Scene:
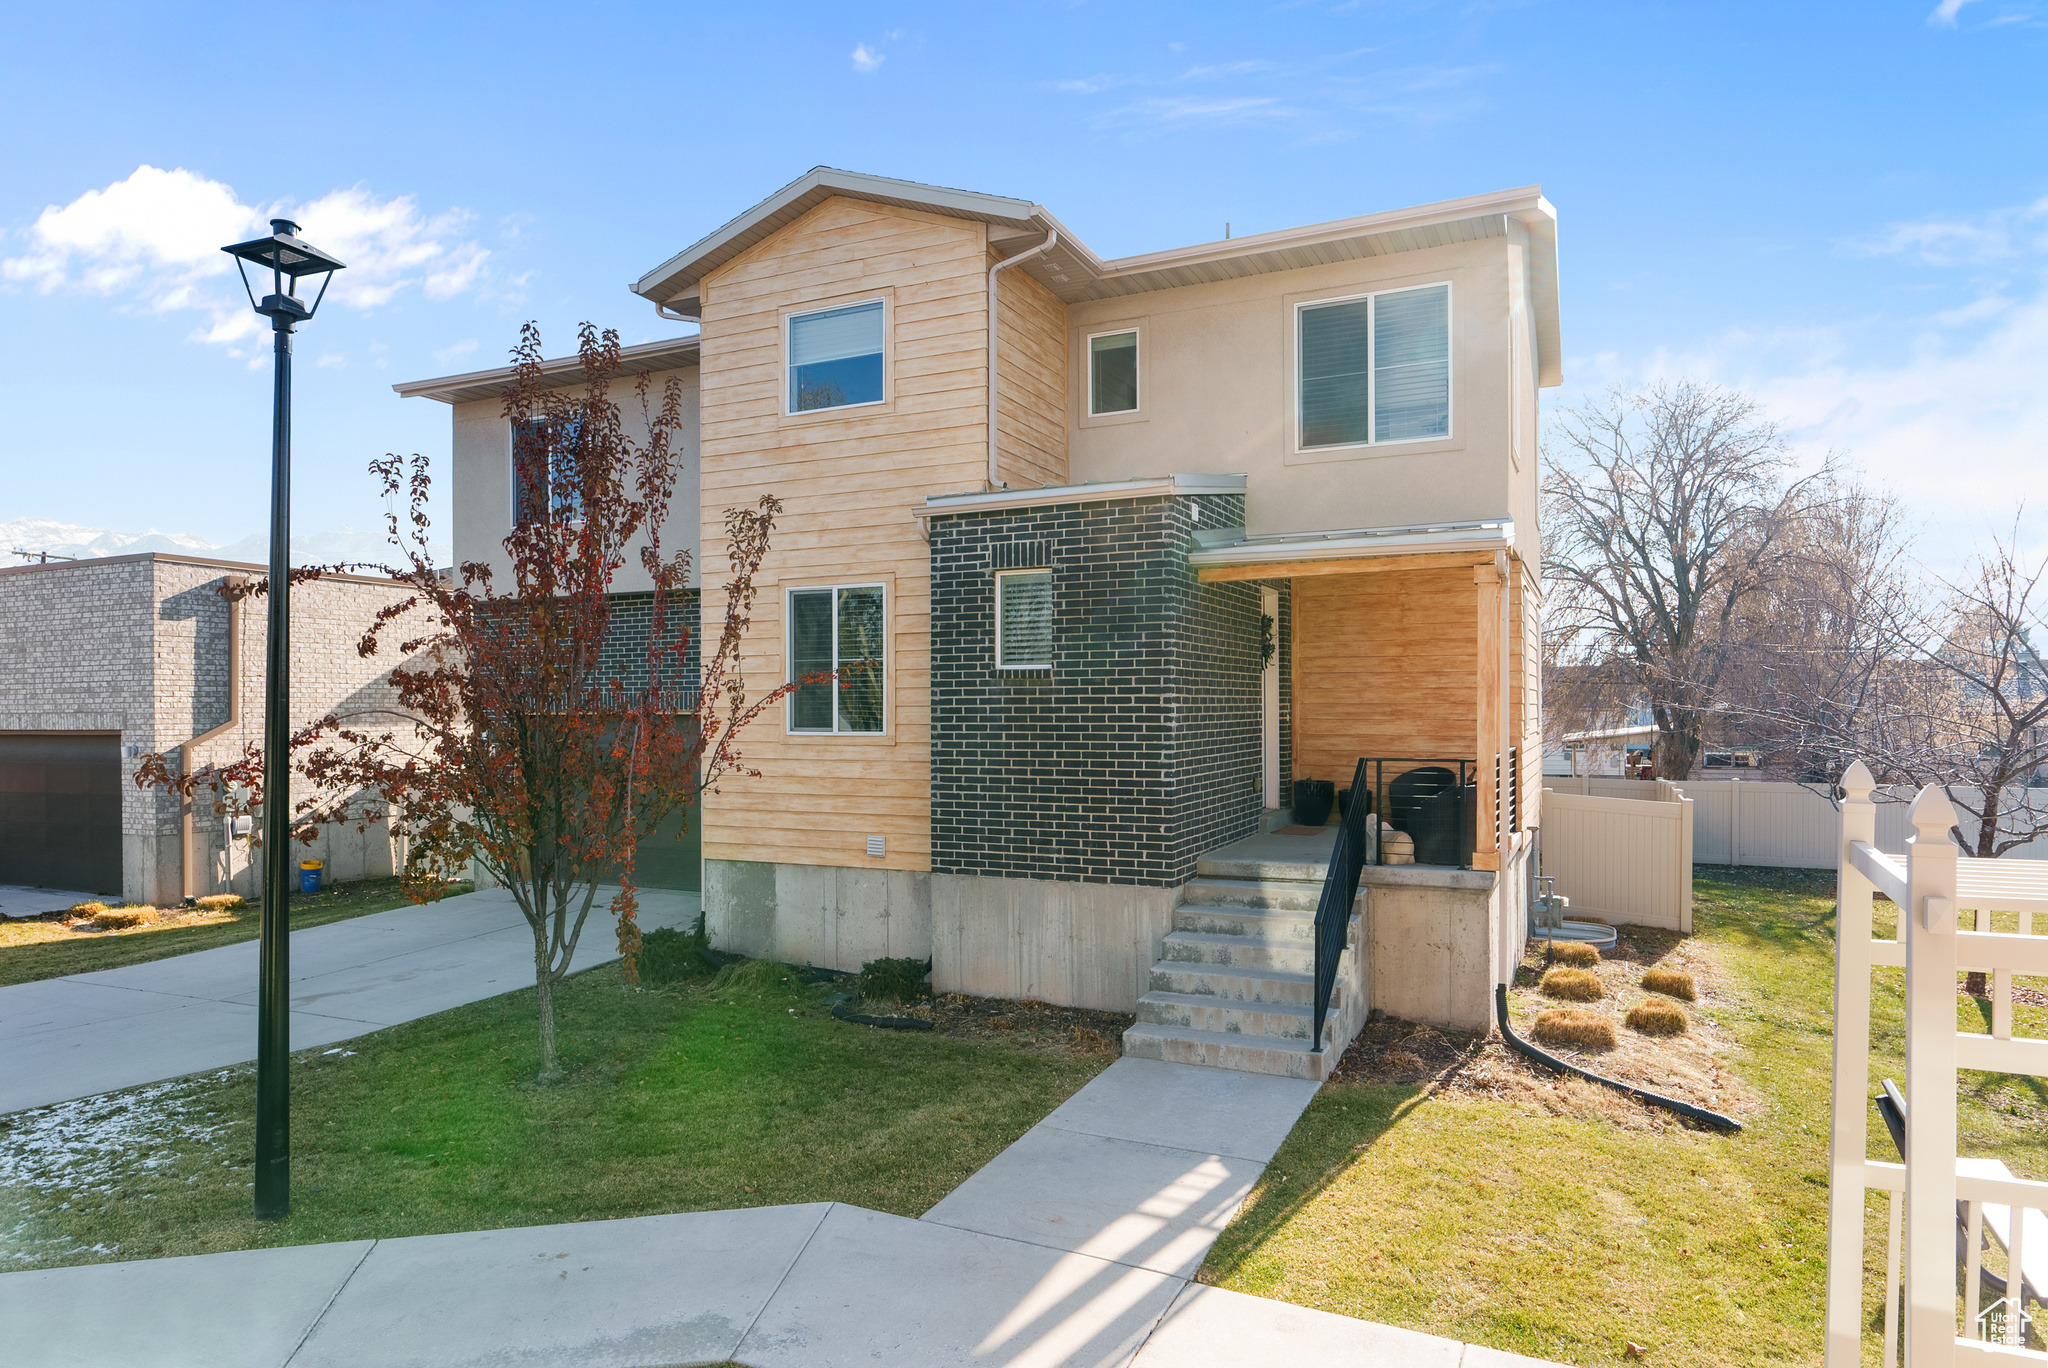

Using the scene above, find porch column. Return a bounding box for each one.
[1473,560,1505,871]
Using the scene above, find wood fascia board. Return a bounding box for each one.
[1196,550,1499,582]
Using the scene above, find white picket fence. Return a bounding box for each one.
[1538,779,1694,931]
[1544,776,2048,869]
[1825,762,2048,1365]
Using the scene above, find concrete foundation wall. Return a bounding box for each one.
[1362,866,1500,1033]
[704,859,933,973]
[703,858,1180,1012]
[931,873,1179,1013]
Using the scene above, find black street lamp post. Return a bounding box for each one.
[220,219,345,1221]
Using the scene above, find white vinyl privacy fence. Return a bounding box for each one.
[1544,776,2048,869]
[1825,762,2048,1365]
[1539,779,1693,931]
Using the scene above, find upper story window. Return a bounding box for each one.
[512,416,582,526]
[1297,282,1451,450]
[788,300,884,413]
[789,584,886,733]
[995,569,1053,670]
[1088,330,1138,415]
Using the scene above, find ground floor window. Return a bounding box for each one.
[788,584,885,733]
[995,568,1052,669]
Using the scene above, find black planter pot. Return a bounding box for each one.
[1293,778,1336,827]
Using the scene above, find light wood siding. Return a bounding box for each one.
[995,255,1068,489]
[1290,568,1479,785]
[697,197,991,872]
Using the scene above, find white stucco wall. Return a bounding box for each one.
[450,364,703,592]
[1063,234,1545,565]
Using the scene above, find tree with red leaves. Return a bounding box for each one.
[144,324,806,1082]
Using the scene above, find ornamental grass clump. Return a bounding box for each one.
[1626,998,1689,1036]
[636,925,712,985]
[1641,966,1697,1001]
[1548,941,1600,968]
[858,956,931,1005]
[68,902,109,917]
[193,894,245,912]
[1539,966,1604,1002]
[1532,1008,1617,1050]
[91,906,159,930]
[711,957,796,998]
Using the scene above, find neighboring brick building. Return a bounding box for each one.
[0,553,419,907]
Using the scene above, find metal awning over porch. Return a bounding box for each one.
[1187,518,1514,582]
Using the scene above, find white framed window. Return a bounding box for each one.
[511,416,584,526]
[786,299,885,414]
[995,569,1053,670]
[1087,329,1139,415]
[787,584,886,733]
[1296,281,1451,451]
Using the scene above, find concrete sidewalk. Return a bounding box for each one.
[0,1058,1565,1366]
[0,885,699,1115]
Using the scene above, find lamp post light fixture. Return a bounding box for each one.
[220,218,345,1221]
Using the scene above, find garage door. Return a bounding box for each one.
[621,805,702,892]
[0,733,123,894]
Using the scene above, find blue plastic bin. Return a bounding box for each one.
[300,860,324,894]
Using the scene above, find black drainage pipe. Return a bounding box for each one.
[824,993,932,1031]
[1494,985,1743,1133]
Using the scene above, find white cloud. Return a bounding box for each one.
[1,165,491,350]
[851,43,884,73]
[1928,0,1980,23]
[1567,201,2048,558]
[1,165,259,307]
[1855,195,2048,266]
[316,352,347,368]
[433,339,479,365]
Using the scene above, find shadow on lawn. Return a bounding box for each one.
[1199,1081,1431,1286]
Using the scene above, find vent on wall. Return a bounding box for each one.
[866,835,886,857]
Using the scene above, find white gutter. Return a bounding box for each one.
[986,230,1058,490]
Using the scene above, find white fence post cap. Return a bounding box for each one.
[1841,760,1875,799]
[1909,785,1958,836]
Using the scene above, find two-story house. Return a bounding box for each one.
[398,168,1560,1077]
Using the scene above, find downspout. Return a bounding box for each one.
[986,229,1058,491]
[179,578,245,901]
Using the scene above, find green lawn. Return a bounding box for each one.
[0,953,1114,1269]
[1201,865,2048,1368]
[0,876,468,987]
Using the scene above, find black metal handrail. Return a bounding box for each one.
[1312,756,1373,1054]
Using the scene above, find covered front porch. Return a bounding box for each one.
[1190,517,1539,876]
[1160,518,1541,1047]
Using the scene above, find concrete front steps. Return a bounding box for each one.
[1122,865,1367,1082]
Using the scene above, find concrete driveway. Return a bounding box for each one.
[0,885,108,919]
[0,885,698,1115]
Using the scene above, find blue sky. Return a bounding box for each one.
[1,0,2042,562]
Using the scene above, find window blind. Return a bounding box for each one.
[1298,298,1373,448]
[789,301,885,411]
[788,301,883,366]
[997,570,1052,668]
[1372,284,1450,442]
[835,586,885,733]
[1089,332,1138,414]
[789,590,834,731]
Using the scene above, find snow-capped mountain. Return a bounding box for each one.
[1,518,449,570]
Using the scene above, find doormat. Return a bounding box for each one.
[1273,825,1331,836]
